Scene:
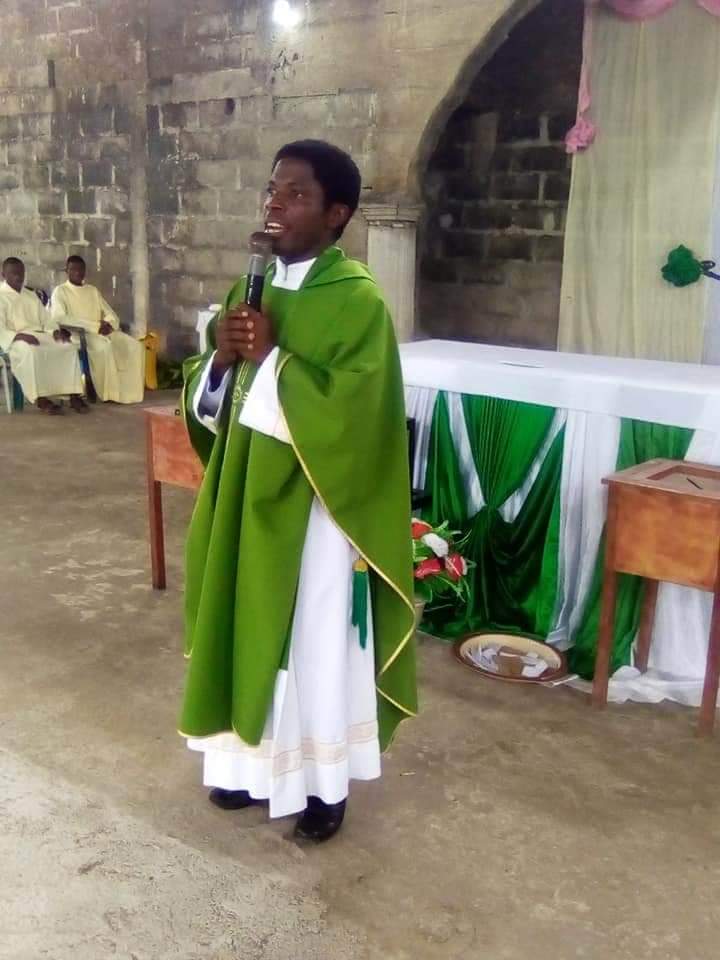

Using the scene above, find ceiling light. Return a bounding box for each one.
[273,0,302,28]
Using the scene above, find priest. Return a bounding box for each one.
[50,256,144,404]
[180,139,417,842]
[0,257,84,414]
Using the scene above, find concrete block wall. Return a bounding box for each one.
[419,0,582,350]
[0,0,549,356]
[0,84,135,318]
[143,22,381,350]
[0,0,143,321]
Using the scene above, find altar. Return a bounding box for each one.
[401,339,720,707]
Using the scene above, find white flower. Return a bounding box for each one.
[422,533,449,558]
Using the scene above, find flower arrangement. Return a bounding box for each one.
[412,518,473,607]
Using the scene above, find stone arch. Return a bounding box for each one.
[360,0,552,342]
[405,0,543,202]
[408,0,582,348]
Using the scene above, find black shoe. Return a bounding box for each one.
[294,797,347,843]
[37,397,64,415]
[208,788,261,810]
[70,395,90,414]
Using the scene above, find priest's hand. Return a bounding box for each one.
[214,312,239,371]
[54,328,72,343]
[14,332,39,346]
[219,305,275,366]
[99,320,114,336]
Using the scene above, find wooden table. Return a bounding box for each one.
[593,459,720,734]
[145,405,203,589]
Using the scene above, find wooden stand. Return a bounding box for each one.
[145,406,203,589]
[593,459,720,735]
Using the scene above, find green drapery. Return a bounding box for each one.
[486,429,564,633]
[424,393,467,528]
[533,481,562,638]
[567,419,693,678]
[423,393,562,637]
[419,393,694,679]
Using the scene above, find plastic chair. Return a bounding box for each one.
[0,350,23,413]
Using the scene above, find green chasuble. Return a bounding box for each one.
[179,246,418,752]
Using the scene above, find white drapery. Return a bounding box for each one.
[558,0,720,362]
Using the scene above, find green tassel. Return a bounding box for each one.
[352,560,369,649]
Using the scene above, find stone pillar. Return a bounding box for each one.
[129,103,150,338]
[129,0,151,338]
[360,202,422,343]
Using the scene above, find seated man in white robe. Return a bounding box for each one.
[50,256,145,405]
[0,257,85,415]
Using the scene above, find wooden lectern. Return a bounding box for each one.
[594,459,720,735]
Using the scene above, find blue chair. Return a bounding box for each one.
[0,350,23,413]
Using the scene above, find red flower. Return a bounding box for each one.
[412,519,433,539]
[444,553,467,582]
[415,557,442,580]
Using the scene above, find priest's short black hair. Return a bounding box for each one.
[273,139,362,235]
[2,256,23,269]
[67,254,86,267]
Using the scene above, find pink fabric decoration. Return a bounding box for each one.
[566,2,598,153]
[566,116,597,153]
[603,0,677,18]
[566,0,720,154]
[604,0,720,15]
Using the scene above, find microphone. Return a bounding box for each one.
[245,232,273,311]
[209,232,273,390]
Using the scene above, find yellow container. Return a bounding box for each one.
[142,332,159,390]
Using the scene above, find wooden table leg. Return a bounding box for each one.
[146,420,167,590]
[635,579,659,673]
[593,569,617,708]
[593,491,619,708]
[698,588,720,736]
[149,479,166,590]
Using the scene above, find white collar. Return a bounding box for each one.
[0,281,24,296]
[271,257,317,292]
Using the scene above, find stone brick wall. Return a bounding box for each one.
[0,0,547,357]
[419,0,583,349]
[0,83,136,323]
[144,1,266,355]
[0,0,145,325]
[142,2,383,353]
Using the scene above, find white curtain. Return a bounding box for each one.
[558,0,720,362]
[705,141,720,361]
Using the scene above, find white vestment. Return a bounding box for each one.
[186,258,381,818]
[0,282,82,403]
[50,281,145,404]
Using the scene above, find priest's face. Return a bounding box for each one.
[263,158,349,263]
[3,260,25,292]
[67,260,86,286]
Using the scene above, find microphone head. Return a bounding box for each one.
[247,231,273,279]
[249,231,274,256]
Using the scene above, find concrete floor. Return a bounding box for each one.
[1,397,720,960]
